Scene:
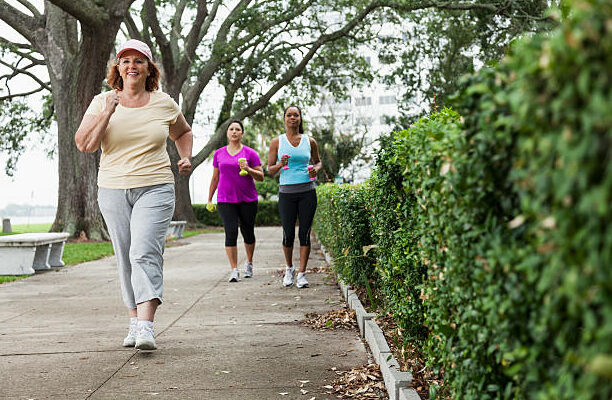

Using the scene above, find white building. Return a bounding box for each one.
[307,44,400,183]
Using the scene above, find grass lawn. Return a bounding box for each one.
[62,241,115,266]
[0,275,31,284]
[0,223,53,236]
[0,227,218,284]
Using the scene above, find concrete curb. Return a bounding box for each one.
[319,242,420,400]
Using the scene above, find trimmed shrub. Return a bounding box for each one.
[367,109,463,344]
[495,1,612,397]
[313,1,612,398]
[314,184,376,287]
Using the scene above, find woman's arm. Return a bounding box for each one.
[309,137,323,178]
[208,167,220,203]
[74,92,118,153]
[267,137,285,176]
[247,165,264,182]
[239,155,265,182]
[169,113,193,176]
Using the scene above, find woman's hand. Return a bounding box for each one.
[280,154,290,167]
[308,165,318,178]
[104,90,120,116]
[75,91,120,153]
[177,157,192,176]
[239,158,249,171]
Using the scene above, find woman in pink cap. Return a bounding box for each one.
[75,39,193,350]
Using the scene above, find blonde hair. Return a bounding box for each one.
[106,58,161,92]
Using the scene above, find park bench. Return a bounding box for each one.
[167,220,186,239]
[0,232,69,276]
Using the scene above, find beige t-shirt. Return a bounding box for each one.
[85,91,181,189]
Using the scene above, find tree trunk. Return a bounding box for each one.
[163,78,197,223]
[167,139,197,223]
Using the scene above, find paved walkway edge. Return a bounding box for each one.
[318,241,422,400]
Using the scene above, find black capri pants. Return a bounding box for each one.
[278,190,317,247]
[217,201,258,247]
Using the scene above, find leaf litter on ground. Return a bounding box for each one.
[303,307,358,330]
[375,314,446,399]
[324,363,388,399]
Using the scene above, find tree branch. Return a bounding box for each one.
[0,59,51,91]
[45,0,109,28]
[193,1,382,168]
[14,0,41,17]
[182,0,253,110]
[424,1,498,11]
[0,85,47,101]
[124,12,143,40]
[170,0,189,39]
[196,0,222,44]
[0,0,42,43]
[143,0,171,65]
[183,1,209,63]
[0,37,44,65]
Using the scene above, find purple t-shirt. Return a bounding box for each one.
[213,145,261,203]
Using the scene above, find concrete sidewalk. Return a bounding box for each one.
[0,226,368,399]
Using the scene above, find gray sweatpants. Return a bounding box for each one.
[98,183,175,309]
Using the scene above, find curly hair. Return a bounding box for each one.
[106,58,161,92]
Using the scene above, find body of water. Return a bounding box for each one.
[2,216,55,225]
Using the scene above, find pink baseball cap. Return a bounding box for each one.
[116,39,153,61]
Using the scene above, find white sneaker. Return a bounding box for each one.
[296,272,309,288]
[283,266,295,287]
[122,324,137,347]
[229,268,240,282]
[135,325,156,350]
[244,262,253,278]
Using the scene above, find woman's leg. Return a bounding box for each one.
[297,190,317,273]
[128,184,175,321]
[237,201,258,264]
[278,193,298,267]
[224,246,238,269]
[217,203,240,269]
[98,187,136,313]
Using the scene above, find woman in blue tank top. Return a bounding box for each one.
[268,105,322,288]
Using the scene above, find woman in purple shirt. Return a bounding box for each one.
[208,120,264,282]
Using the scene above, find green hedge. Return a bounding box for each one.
[313,1,612,398]
[315,184,376,287]
[192,200,281,226]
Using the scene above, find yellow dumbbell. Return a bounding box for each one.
[238,157,248,176]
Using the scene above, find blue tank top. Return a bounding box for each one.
[278,134,311,185]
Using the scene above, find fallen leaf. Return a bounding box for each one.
[508,215,526,229]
